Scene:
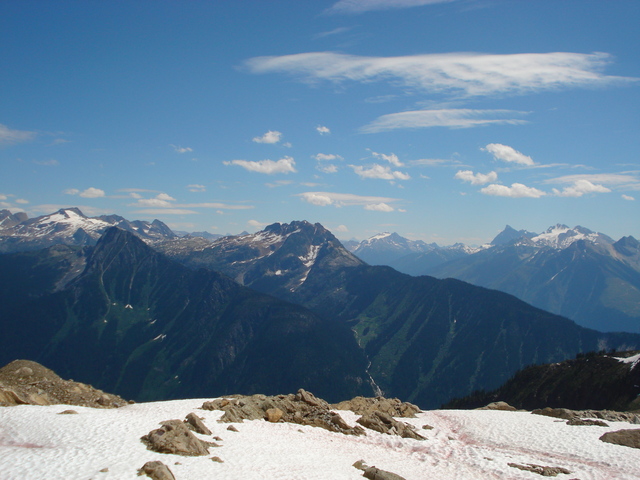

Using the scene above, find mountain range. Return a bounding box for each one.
[0,207,176,253]
[1,208,639,408]
[349,224,640,333]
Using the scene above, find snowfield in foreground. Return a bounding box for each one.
[1,398,639,480]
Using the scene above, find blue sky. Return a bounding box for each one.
[1,0,639,244]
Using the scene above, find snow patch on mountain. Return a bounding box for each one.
[1,399,639,479]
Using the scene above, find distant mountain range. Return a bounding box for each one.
[2,208,639,408]
[0,207,176,253]
[349,225,640,333]
[154,218,639,407]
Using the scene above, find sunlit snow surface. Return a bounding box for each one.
[1,399,639,479]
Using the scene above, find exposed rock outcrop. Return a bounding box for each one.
[600,429,640,449]
[0,360,127,408]
[532,407,640,424]
[141,420,211,456]
[356,411,425,440]
[476,401,517,411]
[184,412,212,435]
[137,461,176,480]
[508,463,571,477]
[333,396,420,418]
[201,389,365,436]
[353,460,407,480]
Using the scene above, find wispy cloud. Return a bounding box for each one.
[480,183,546,198]
[327,0,456,15]
[622,194,635,201]
[170,144,193,154]
[361,109,528,132]
[297,191,400,211]
[455,170,498,185]
[483,143,535,166]
[313,27,352,38]
[542,173,640,188]
[132,208,198,215]
[371,151,403,167]
[0,124,37,145]
[313,153,343,161]
[245,51,635,98]
[63,187,106,198]
[187,184,206,192]
[33,159,60,166]
[316,125,331,135]
[351,164,410,180]
[252,130,283,144]
[224,156,297,174]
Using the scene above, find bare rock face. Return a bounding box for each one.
[137,461,176,480]
[356,411,425,441]
[476,401,517,411]
[201,389,365,436]
[333,396,420,418]
[508,463,571,476]
[0,360,128,408]
[363,466,407,480]
[184,412,212,435]
[141,420,211,456]
[600,429,640,449]
[533,407,640,424]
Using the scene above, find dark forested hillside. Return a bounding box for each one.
[0,227,371,403]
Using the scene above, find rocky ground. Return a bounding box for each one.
[0,359,128,408]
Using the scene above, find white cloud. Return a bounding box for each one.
[335,224,349,232]
[300,192,334,206]
[252,130,282,144]
[361,109,528,133]
[364,203,395,212]
[622,194,635,201]
[0,124,36,145]
[136,198,173,208]
[157,193,176,202]
[245,51,635,98]
[454,170,498,185]
[224,156,297,174]
[482,143,535,166]
[63,188,80,195]
[480,183,546,198]
[552,180,611,197]
[316,125,331,135]
[372,151,403,167]
[313,153,343,161]
[15,199,29,204]
[297,191,400,210]
[317,164,339,174]
[187,184,206,192]
[327,0,455,14]
[351,164,410,180]
[78,188,105,198]
[170,145,193,154]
